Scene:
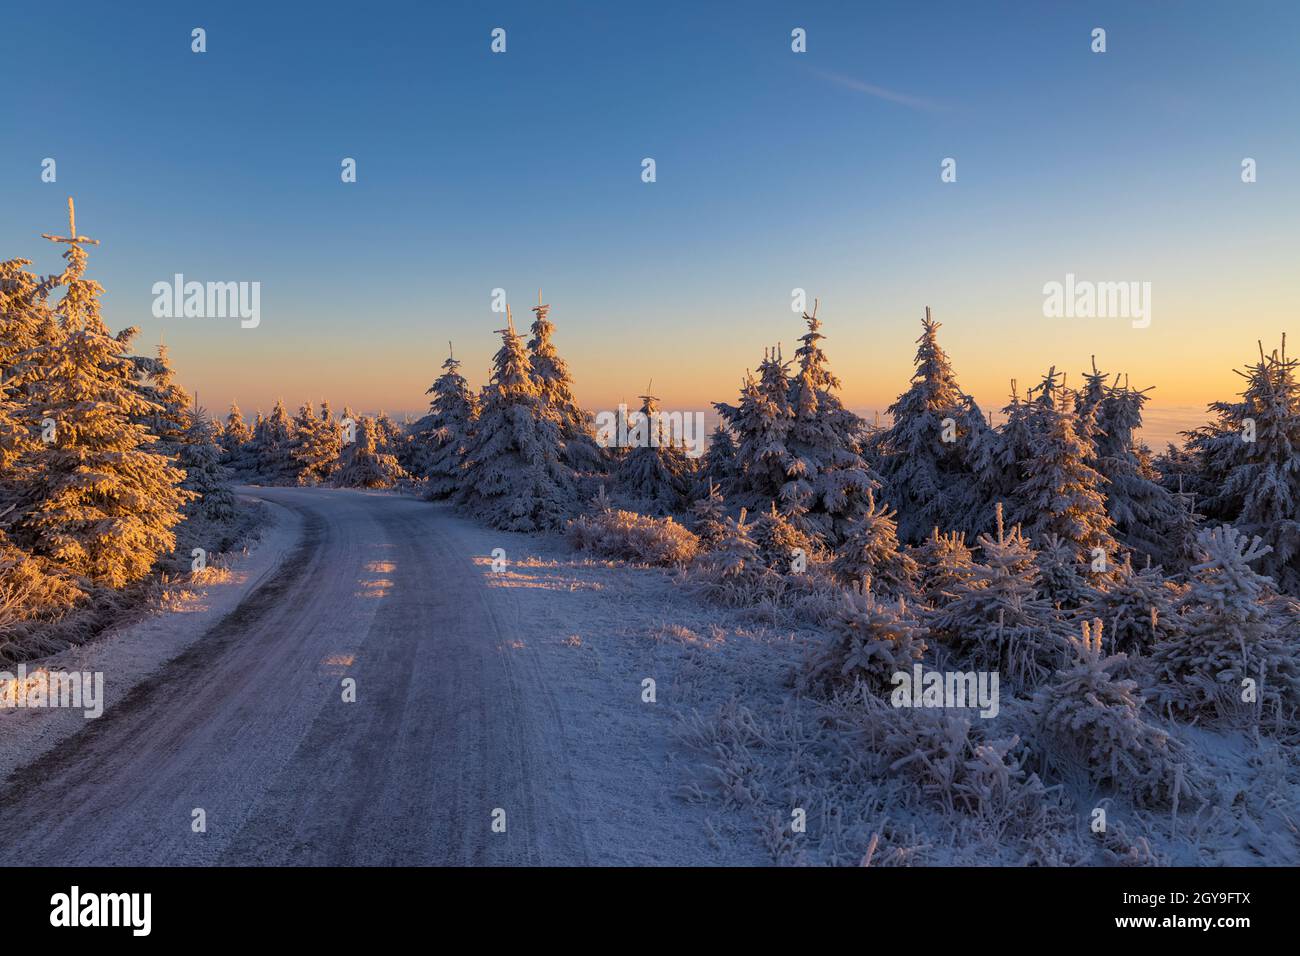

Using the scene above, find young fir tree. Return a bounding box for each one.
[928,504,1069,689]
[830,491,918,596]
[799,589,927,697]
[254,398,300,485]
[1148,526,1300,718]
[878,308,991,542]
[290,400,340,485]
[527,294,604,473]
[700,424,740,498]
[178,406,237,522]
[139,341,192,456]
[750,500,812,575]
[1184,338,1300,594]
[457,308,578,531]
[1078,553,1181,656]
[1009,385,1119,575]
[334,416,405,489]
[617,389,691,515]
[782,304,879,543]
[714,348,794,514]
[1079,358,1196,569]
[689,482,729,552]
[908,527,977,609]
[221,402,252,460]
[14,202,192,587]
[416,345,478,500]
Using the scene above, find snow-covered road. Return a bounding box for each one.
[0,487,748,865]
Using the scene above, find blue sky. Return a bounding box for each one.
[2,0,1297,442]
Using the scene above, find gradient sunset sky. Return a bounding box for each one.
[3,1,1297,446]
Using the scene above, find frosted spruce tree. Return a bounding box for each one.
[457,308,578,531]
[254,398,300,485]
[689,482,729,552]
[700,424,740,498]
[617,389,691,514]
[877,308,991,541]
[750,501,812,575]
[415,345,478,499]
[139,341,192,456]
[1079,359,1196,569]
[714,348,794,514]
[908,527,977,609]
[334,416,405,489]
[830,491,918,597]
[1184,338,1300,593]
[15,201,191,586]
[782,304,879,543]
[1010,386,1119,575]
[1149,526,1300,718]
[178,407,237,522]
[1078,553,1181,655]
[800,589,927,697]
[527,294,604,472]
[290,400,341,484]
[929,504,1069,689]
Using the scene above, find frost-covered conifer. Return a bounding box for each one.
[750,501,812,574]
[700,424,740,498]
[782,306,879,542]
[414,346,478,498]
[527,296,604,472]
[457,310,578,531]
[714,349,793,512]
[1078,553,1181,656]
[253,399,300,485]
[830,491,917,596]
[1149,526,1300,717]
[1184,339,1300,593]
[15,220,191,586]
[929,504,1068,689]
[617,390,691,514]
[689,482,729,552]
[1033,619,1197,809]
[878,308,991,541]
[908,527,976,609]
[334,416,405,489]
[290,400,341,484]
[178,408,237,521]
[800,589,927,696]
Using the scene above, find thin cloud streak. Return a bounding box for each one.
[812,69,947,112]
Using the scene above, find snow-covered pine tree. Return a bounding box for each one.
[799,588,927,697]
[782,304,879,543]
[1148,525,1300,718]
[221,401,252,461]
[928,503,1069,689]
[1033,618,1197,809]
[1009,384,1119,576]
[527,293,604,473]
[1078,553,1181,656]
[138,341,191,456]
[14,202,192,586]
[253,398,300,485]
[714,348,794,513]
[830,490,918,597]
[877,308,991,542]
[700,424,740,498]
[1184,338,1300,593]
[616,388,691,515]
[333,416,405,489]
[177,406,237,522]
[908,527,976,609]
[290,400,340,485]
[457,308,578,531]
[414,345,478,499]
[750,501,812,574]
[689,482,729,552]
[1079,358,1196,569]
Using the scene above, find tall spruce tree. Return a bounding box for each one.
[527,293,604,472]
[878,308,991,541]
[457,308,578,531]
[414,345,478,497]
[14,201,191,586]
[617,389,691,514]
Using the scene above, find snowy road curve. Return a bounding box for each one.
[0,488,618,865]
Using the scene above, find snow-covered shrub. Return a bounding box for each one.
[567,503,698,566]
[798,588,926,696]
[0,535,83,661]
[1148,526,1300,720]
[688,508,784,607]
[1032,619,1200,809]
[830,491,917,596]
